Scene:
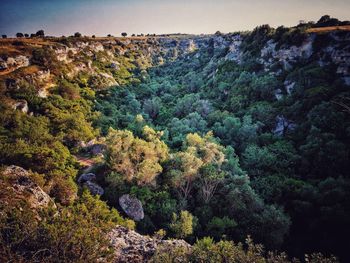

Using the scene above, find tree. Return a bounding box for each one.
[74,32,82,37]
[16,32,24,38]
[170,151,203,202]
[35,29,45,37]
[169,210,194,239]
[106,127,168,186]
[1,35,6,39]
[198,164,224,204]
[143,97,161,120]
[121,32,127,37]
[92,35,96,38]
[169,132,226,204]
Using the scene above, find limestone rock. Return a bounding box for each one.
[119,194,144,221]
[84,181,104,196]
[108,225,191,263]
[274,115,296,136]
[2,165,54,209]
[12,99,28,113]
[78,172,96,184]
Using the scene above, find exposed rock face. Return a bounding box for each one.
[260,36,314,72]
[12,99,28,113]
[225,35,243,63]
[5,55,30,70]
[0,57,7,70]
[284,80,296,95]
[2,166,53,209]
[108,226,191,263]
[274,115,296,136]
[119,194,144,221]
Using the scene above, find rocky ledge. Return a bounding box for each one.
[108,226,191,263]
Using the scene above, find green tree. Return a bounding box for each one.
[106,126,168,185]
[169,210,194,239]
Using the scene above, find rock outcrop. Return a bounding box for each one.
[78,172,104,196]
[1,165,54,209]
[108,225,191,263]
[274,115,297,136]
[84,181,104,196]
[1,55,30,71]
[11,99,28,113]
[119,194,144,221]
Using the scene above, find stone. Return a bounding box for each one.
[78,172,96,184]
[0,58,8,70]
[119,194,144,221]
[2,165,54,209]
[274,115,296,136]
[12,99,28,113]
[284,81,296,95]
[274,89,283,100]
[84,181,104,196]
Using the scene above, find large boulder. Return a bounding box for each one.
[119,194,144,221]
[1,165,54,209]
[108,225,191,263]
[78,172,96,184]
[77,172,104,196]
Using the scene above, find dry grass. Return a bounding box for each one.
[307,25,350,33]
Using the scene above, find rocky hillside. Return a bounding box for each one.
[1,28,349,112]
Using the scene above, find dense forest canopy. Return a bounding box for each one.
[0,15,350,262]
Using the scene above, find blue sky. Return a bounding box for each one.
[0,0,349,36]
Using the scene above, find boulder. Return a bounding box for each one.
[84,181,104,196]
[12,99,28,113]
[2,165,54,209]
[78,172,96,183]
[119,194,144,221]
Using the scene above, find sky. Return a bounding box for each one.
[0,0,349,37]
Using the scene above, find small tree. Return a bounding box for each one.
[1,35,7,39]
[24,33,29,38]
[36,29,45,37]
[74,32,82,37]
[107,34,112,37]
[92,35,96,38]
[169,210,194,239]
[30,33,36,38]
[16,32,24,38]
[198,164,225,204]
[121,32,127,37]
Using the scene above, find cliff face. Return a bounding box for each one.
[1,30,349,99]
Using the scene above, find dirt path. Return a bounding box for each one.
[75,155,97,174]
